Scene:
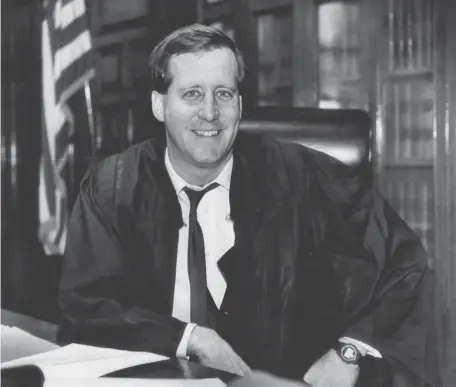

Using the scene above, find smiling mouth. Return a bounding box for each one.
[192,130,222,137]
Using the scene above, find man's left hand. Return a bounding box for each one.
[303,349,360,387]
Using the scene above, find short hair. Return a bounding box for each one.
[149,23,246,94]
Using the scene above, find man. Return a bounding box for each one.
[58,24,439,387]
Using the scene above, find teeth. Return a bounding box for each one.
[194,130,220,137]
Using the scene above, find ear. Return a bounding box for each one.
[151,90,165,122]
[239,95,243,119]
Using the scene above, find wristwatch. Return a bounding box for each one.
[334,342,361,365]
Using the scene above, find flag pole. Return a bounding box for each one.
[83,79,99,191]
[84,80,98,161]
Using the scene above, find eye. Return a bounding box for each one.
[183,90,202,100]
[217,89,234,101]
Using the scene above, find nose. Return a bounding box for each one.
[198,94,219,122]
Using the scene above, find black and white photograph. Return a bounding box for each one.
[1,0,455,386]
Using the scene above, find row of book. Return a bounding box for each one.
[386,0,434,71]
[383,79,434,163]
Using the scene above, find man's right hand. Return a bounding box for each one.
[187,326,251,376]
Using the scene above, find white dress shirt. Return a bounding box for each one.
[164,148,381,359]
[165,149,234,356]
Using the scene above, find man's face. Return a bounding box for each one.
[152,48,242,172]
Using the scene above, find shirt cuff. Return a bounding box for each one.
[339,337,382,358]
[176,323,197,358]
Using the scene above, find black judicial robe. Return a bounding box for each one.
[57,133,440,386]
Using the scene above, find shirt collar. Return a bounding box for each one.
[164,147,232,194]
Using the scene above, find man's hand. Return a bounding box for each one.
[304,349,360,387]
[187,326,251,376]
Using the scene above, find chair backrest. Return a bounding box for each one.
[239,106,373,184]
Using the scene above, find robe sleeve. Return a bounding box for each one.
[311,149,440,387]
[57,161,187,357]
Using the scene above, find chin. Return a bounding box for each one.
[192,152,226,167]
[194,156,223,167]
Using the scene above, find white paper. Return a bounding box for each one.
[2,343,168,379]
[1,325,59,362]
[44,377,226,387]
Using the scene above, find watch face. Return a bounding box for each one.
[340,344,359,363]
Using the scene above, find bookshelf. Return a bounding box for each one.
[383,80,434,164]
[376,0,437,264]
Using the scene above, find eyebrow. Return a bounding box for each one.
[177,86,200,91]
[217,86,238,91]
[177,85,238,92]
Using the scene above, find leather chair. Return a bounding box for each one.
[240,106,373,185]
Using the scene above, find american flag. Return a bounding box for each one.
[39,0,95,255]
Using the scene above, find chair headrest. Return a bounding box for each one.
[239,107,371,169]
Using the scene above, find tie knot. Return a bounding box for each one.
[184,182,219,211]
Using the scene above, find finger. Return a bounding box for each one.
[230,352,251,376]
[237,358,251,375]
[222,355,244,376]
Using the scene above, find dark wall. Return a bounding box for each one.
[1,0,62,321]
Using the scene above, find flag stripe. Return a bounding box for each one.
[56,67,94,109]
[51,8,88,50]
[53,0,86,32]
[54,29,91,82]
